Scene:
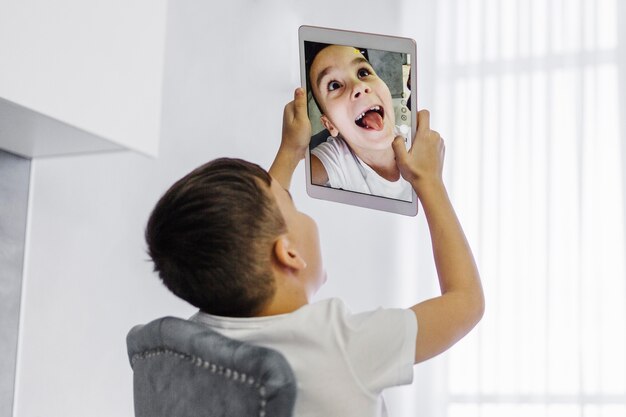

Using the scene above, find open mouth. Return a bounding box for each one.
[355,105,385,131]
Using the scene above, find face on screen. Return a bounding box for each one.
[306,42,413,202]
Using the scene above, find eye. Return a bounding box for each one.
[357,68,371,78]
[327,80,342,91]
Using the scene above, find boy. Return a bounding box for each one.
[307,44,412,201]
[145,88,484,416]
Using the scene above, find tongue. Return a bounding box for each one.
[362,111,384,130]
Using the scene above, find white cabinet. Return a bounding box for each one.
[0,0,167,157]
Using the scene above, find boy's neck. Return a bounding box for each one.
[254,281,309,317]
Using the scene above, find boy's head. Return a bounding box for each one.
[306,43,396,152]
[145,158,325,317]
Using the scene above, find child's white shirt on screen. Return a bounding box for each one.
[190,298,417,417]
[311,126,412,201]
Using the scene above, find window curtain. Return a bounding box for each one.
[396,0,626,416]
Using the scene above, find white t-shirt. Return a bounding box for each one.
[311,127,413,202]
[190,298,417,417]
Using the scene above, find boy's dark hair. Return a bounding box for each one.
[145,158,286,317]
[304,41,368,115]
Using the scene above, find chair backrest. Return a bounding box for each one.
[126,316,296,417]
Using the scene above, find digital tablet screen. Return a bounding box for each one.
[304,41,413,202]
[299,26,418,216]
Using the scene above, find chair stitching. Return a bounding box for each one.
[131,348,268,416]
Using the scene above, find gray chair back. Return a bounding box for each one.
[126,316,296,417]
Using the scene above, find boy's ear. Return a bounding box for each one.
[320,115,339,137]
[273,236,307,271]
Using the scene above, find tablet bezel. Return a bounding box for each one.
[299,25,418,216]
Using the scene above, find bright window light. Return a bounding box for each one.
[435,0,625,415]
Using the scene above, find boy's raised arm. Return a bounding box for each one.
[269,88,311,190]
[392,110,485,364]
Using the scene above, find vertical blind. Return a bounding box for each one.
[432,0,626,415]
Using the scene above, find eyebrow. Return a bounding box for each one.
[315,56,370,92]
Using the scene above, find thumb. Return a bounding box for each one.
[294,88,308,119]
[392,136,409,166]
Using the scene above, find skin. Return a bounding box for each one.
[255,178,326,317]
[261,88,326,316]
[308,45,401,182]
[268,88,485,364]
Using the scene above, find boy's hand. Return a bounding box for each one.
[269,88,312,190]
[391,110,445,196]
[394,110,483,365]
[279,87,312,161]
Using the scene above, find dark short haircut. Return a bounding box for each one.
[145,158,286,317]
[304,41,369,115]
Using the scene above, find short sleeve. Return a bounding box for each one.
[310,138,373,194]
[331,300,417,395]
[311,138,344,188]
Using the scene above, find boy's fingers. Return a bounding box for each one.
[294,88,307,118]
[417,109,430,132]
[391,136,409,166]
[283,101,295,121]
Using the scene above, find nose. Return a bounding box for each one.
[352,81,370,99]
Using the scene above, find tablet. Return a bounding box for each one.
[299,25,418,216]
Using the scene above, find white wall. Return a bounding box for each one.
[13,1,440,416]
